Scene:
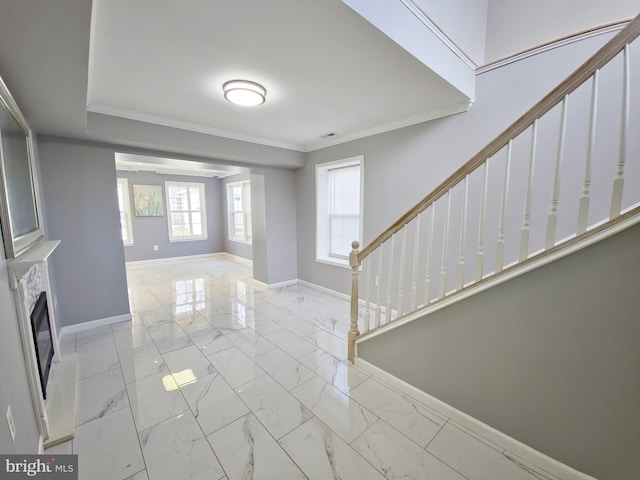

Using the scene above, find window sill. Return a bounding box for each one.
[228,237,252,246]
[168,236,208,243]
[315,256,351,269]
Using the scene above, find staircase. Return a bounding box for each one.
[347,13,640,362]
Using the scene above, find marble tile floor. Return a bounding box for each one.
[47,256,561,480]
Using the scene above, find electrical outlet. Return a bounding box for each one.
[153,245,159,251]
[6,405,16,443]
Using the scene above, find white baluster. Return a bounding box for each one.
[476,161,489,281]
[577,71,599,234]
[385,235,395,323]
[546,95,569,250]
[438,191,452,298]
[520,121,538,260]
[363,257,371,333]
[397,226,407,317]
[610,44,630,220]
[457,176,469,289]
[424,205,435,305]
[411,214,421,310]
[374,247,382,328]
[496,141,512,272]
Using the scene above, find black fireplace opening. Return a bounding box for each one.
[30,292,54,399]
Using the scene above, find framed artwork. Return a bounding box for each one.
[133,184,164,216]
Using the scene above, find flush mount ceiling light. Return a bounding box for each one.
[223,80,266,106]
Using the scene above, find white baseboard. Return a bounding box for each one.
[252,278,299,290]
[125,252,226,268]
[58,313,132,337]
[354,358,596,480]
[296,279,350,301]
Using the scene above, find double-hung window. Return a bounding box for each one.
[116,178,134,246]
[165,181,207,242]
[226,180,252,244]
[316,156,363,266]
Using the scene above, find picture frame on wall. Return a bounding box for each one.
[133,184,164,216]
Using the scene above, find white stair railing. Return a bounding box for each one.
[348,14,640,362]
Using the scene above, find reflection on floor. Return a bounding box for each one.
[47,256,560,480]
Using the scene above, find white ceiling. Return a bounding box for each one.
[88,0,470,153]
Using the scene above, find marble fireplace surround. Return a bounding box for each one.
[8,239,76,450]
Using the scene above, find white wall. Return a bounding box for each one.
[485,0,639,62]
[413,0,488,64]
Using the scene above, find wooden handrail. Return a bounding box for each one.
[358,13,640,262]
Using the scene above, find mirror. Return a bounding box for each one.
[0,76,43,258]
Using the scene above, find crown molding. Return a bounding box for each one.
[305,100,472,152]
[86,103,307,152]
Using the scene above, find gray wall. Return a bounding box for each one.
[296,30,618,295]
[0,257,41,453]
[116,170,224,262]
[251,168,298,285]
[222,171,253,261]
[37,137,130,328]
[359,223,640,480]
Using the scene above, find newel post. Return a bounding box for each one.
[348,241,361,363]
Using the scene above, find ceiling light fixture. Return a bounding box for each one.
[223,80,266,107]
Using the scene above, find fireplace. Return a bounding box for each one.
[30,291,54,399]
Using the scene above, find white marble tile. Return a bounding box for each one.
[127,372,190,432]
[208,414,306,480]
[299,349,369,393]
[147,322,193,353]
[75,325,115,351]
[76,341,120,379]
[162,345,216,385]
[124,470,149,480]
[307,314,349,339]
[172,312,211,332]
[138,309,172,327]
[349,378,445,447]
[207,347,266,388]
[76,368,129,426]
[225,328,277,357]
[180,372,249,435]
[74,407,145,480]
[352,421,467,480]
[236,375,313,439]
[189,327,235,355]
[139,411,225,480]
[119,344,169,384]
[280,417,387,480]
[427,423,557,480]
[291,376,377,443]
[304,330,348,360]
[243,313,283,336]
[252,348,316,390]
[113,321,155,352]
[276,314,320,337]
[264,329,317,359]
[202,311,247,333]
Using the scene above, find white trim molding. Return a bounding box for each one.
[58,313,132,337]
[477,19,630,74]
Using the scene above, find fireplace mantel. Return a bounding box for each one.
[7,238,76,450]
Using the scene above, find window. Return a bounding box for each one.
[226,180,252,244]
[165,181,207,242]
[116,178,134,246]
[316,156,363,267]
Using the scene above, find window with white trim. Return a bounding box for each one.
[316,156,363,267]
[226,180,252,244]
[116,178,134,246]
[165,181,207,242]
